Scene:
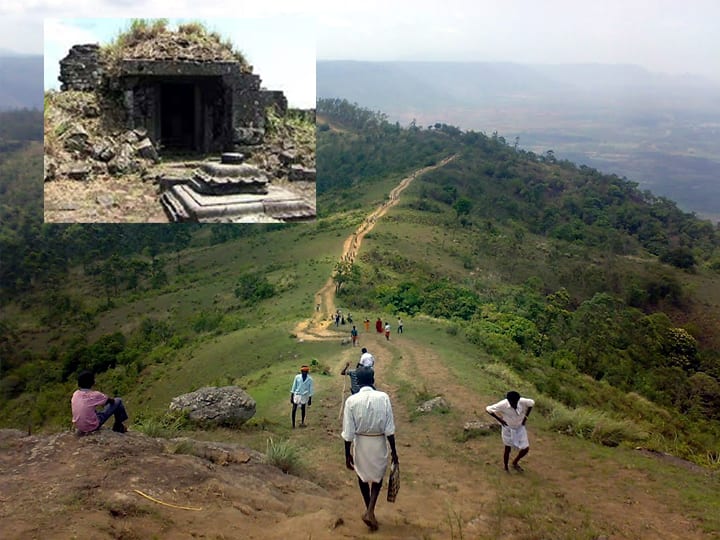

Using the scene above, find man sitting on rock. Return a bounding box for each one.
[71,370,129,435]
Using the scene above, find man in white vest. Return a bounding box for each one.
[486,390,535,472]
[342,367,399,531]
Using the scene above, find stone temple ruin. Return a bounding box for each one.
[53,34,315,222]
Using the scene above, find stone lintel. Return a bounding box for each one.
[117,60,243,77]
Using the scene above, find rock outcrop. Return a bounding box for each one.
[416,396,450,413]
[169,386,256,427]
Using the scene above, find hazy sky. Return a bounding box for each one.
[314,0,720,82]
[42,15,316,108]
[1,0,719,89]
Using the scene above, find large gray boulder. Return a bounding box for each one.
[169,386,256,427]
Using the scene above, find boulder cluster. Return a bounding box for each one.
[45,122,159,183]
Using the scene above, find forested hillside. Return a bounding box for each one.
[2,99,720,469]
[318,99,720,464]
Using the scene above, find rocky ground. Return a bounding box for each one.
[43,91,315,223]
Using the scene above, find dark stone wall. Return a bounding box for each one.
[260,90,288,115]
[59,44,104,91]
[58,47,292,152]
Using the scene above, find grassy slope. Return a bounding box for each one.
[5,117,720,535]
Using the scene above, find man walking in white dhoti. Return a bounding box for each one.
[486,390,535,472]
[290,365,314,428]
[342,367,399,531]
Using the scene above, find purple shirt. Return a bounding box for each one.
[71,389,108,432]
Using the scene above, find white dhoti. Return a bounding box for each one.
[293,393,309,405]
[501,425,529,450]
[353,434,388,483]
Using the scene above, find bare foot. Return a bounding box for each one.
[362,512,379,531]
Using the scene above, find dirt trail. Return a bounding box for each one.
[287,152,714,538]
[293,155,457,341]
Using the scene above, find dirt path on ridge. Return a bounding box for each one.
[293,155,457,341]
[285,150,714,538]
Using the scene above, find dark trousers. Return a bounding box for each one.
[96,398,128,428]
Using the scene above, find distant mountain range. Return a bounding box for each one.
[317,60,719,112]
[317,61,720,221]
[0,55,43,110]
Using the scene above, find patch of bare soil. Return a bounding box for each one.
[0,429,349,540]
[44,175,168,223]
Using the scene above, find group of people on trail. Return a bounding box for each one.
[69,315,532,536]
[367,316,401,341]
[288,350,534,532]
[350,315,405,346]
[285,357,397,532]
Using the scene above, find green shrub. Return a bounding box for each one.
[547,404,646,447]
[265,438,303,474]
[134,410,189,438]
[234,273,276,305]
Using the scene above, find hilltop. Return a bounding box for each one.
[2,100,720,537]
[318,61,720,221]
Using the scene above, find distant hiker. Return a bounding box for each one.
[335,312,341,327]
[347,313,353,323]
[359,347,375,368]
[364,318,370,333]
[71,370,128,435]
[316,303,320,312]
[375,318,383,333]
[341,315,346,325]
[342,367,399,532]
[486,391,535,472]
[384,322,391,340]
[341,362,361,395]
[397,318,403,334]
[351,325,359,346]
[290,365,314,428]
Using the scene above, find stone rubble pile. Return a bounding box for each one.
[45,121,160,183]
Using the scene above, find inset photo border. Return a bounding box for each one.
[44,17,316,223]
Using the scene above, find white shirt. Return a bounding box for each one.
[486,397,535,428]
[342,386,395,441]
[290,374,314,397]
[359,352,375,367]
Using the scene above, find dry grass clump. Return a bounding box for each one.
[102,19,250,70]
[265,438,303,475]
